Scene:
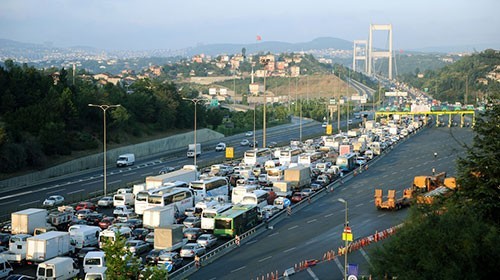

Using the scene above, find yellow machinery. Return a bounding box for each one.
[374,188,413,210]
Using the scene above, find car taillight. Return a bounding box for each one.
[190,250,194,254]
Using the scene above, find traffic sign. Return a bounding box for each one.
[165,262,173,272]
[326,124,332,135]
[283,198,291,207]
[330,98,336,105]
[342,226,353,241]
[225,147,234,159]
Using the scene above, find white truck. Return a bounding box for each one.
[113,188,135,206]
[36,257,79,280]
[116,153,135,167]
[154,225,187,252]
[215,142,226,152]
[11,208,48,235]
[0,256,13,278]
[187,143,201,158]
[142,205,176,229]
[68,225,101,249]
[272,181,293,198]
[26,231,74,264]
[284,166,311,191]
[145,165,198,189]
[0,233,31,265]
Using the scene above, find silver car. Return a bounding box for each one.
[125,240,150,255]
[97,196,113,207]
[180,243,206,258]
[196,234,218,248]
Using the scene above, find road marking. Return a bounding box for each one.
[324,213,334,218]
[288,225,298,230]
[231,266,246,273]
[90,190,101,195]
[307,268,320,280]
[246,239,258,245]
[258,256,272,262]
[409,166,414,170]
[268,232,280,237]
[369,199,374,203]
[108,180,122,184]
[141,172,154,176]
[0,199,19,206]
[67,189,84,195]
[377,213,386,218]
[122,172,136,176]
[208,278,217,280]
[0,190,34,201]
[307,219,317,223]
[383,174,388,178]
[360,248,373,267]
[47,189,65,194]
[284,247,296,253]
[391,171,397,175]
[334,257,345,274]
[355,203,364,207]
[356,190,363,194]
[20,200,39,207]
[82,180,101,186]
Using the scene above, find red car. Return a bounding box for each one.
[291,192,306,203]
[75,201,97,211]
[98,217,115,229]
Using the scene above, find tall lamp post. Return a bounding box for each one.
[338,198,349,280]
[88,104,121,197]
[183,98,204,167]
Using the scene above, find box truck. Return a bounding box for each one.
[26,231,74,264]
[284,166,311,191]
[0,233,31,265]
[187,143,201,158]
[11,208,47,235]
[142,205,176,229]
[116,153,135,167]
[272,181,293,198]
[36,257,79,280]
[154,225,187,252]
[145,165,198,189]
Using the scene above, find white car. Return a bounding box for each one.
[197,233,218,248]
[180,243,206,258]
[240,139,250,146]
[215,142,226,152]
[43,195,65,207]
[97,196,114,207]
[245,131,253,137]
[113,205,134,216]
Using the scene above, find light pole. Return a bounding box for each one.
[183,98,204,167]
[88,104,121,197]
[338,198,349,280]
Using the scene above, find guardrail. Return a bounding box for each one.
[170,124,428,279]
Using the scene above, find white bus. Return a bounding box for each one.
[147,188,194,215]
[243,148,272,166]
[134,181,188,215]
[267,166,287,182]
[201,203,233,231]
[231,185,259,205]
[279,148,302,166]
[240,190,269,210]
[298,152,323,166]
[190,177,229,202]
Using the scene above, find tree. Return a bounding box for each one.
[101,233,141,280]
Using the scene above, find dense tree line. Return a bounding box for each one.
[399,49,500,103]
[370,92,500,278]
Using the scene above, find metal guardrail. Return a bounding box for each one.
[169,124,428,279]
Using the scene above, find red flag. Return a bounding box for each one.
[256,35,262,41]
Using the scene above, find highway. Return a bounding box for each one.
[187,126,473,280]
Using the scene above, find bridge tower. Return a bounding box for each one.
[353,40,368,73]
[368,24,393,80]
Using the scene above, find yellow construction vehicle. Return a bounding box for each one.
[413,172,457,204]
[374,188,413,210]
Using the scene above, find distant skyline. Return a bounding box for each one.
[1,0,499,51]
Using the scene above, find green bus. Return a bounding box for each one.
[213,204,259,238]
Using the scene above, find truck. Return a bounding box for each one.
[272,181,293,198]
[48,209,74,231]
[36,257,79,280]
[187,143,201,158]
[26,231,74,264]
[374,188,413,210]
[352,141,366,154]
[145,165,198,189]
[0,256,13,278]
[116,153,135,167]
[154,225,187,252]
[339,144,352,156]
[142,205,176,229]
[284,166,311,191]
[11,208,48,235]
[347,130,360,138]
[0,233,31,265]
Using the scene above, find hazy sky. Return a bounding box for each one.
[1,0,499,51]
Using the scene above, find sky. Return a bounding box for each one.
[1,0,499,51]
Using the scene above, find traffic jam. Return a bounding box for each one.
[0,117,424,279]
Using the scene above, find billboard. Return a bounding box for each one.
[385,91,408,97]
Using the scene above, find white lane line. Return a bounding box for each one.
[283,247,296,253]
[383,174,389,178]
[409,166,414,170]
[355,203,364,207]
[0,190,34,201]
[324,213,334,218]
[369,199,374,203]
[208,278,217,280]
[307,268,320,280]
[356,190,363,194]
[307,219,317,223]
[108,180,122,184]
[82,180,101,186]
[67,189,84,195]
[334,257,345,275]
[246,240,258,245]
[377,213,386,218]
[231,266,246,273]
[122,172,136,176]
[20,200,39,207]
[141,172,154,177]
[47,189,65,194]
[0,199,19,206]
[288,225,298,230]
[391,171,397,175]
[90,190,101,195]
[268,232,279,237]
[360,248,373,267]
[258,256,272,262]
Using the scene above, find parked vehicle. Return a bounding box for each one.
[76,247,100,262]
[157,251,183,270]
[113,205,134,216]
[97,197,113,208]
[84,267,107,280]
[0,256,13,278]
[76,209,95,220]
[196,233,218,248]
[183,216,201,228]
[42,195,65,207]
[5,274,35,280]
[0,234,31,265]
[85,213,105,226]
[68,225,101,249]
[142,206,176,229]
[116,153,135,167]
[183,228,203,241]
[11,209,47,235]
[98,217,115,230]
[131,228,150,241]
[154,225,187,252]
[145,248,167,265]
[83,251,105,273]
[75,202,97,212]
[36,257,79,280]
[291,192,306,203]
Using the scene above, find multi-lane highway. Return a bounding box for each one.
[187,126,473,280]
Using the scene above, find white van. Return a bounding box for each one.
[68,225,101,249]
[113,193,134,207]
[83,251,106,273]
[116,153,135,167]
[36,257,79,280]
[98,226,133,248]
[85,266,107,280]
[0,256,13,278]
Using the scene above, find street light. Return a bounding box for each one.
[88,103,121,197]
[338,198,348,280]
[183,98,205,167]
